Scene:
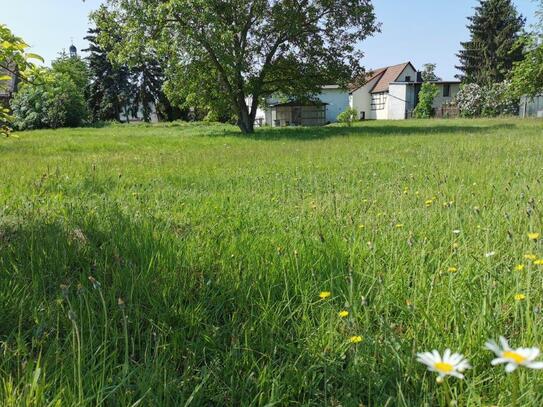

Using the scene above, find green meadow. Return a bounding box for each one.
[1,118,543,406]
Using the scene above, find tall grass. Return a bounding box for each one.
[0,118,542,405]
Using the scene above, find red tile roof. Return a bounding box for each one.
[350,62,414,94]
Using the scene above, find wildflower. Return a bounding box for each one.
[358,224,365,229]
[452,242,460,249]
[485,251,496,258]
[416,349,471,379]
[447,267,458,273]
[485,336,543,373]
[524,254,537,261]
[534,259,543,266]
[515,264,525,271]
[514,293,526,301]
[338,310,349,318]
[528,232,540,241]
[349,335,363,344]
[425,199,433,207]
[452,229,461,235]
[395,224,404,228]
[319,291,331,299]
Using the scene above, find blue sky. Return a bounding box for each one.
[1,0,539,80]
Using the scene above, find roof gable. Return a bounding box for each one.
[370,62,415,94]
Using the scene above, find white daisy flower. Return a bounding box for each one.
[452,229,461,235]
[485,336,543,373]
[416,349,471,379]
[485,251,496,258]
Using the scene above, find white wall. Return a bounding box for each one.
[387,84,408,120]
[396,65,417,83]
[432,83,461,109]
[350,75,381,120]
[319,87,349,123]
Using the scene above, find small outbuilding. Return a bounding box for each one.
[268,101,327,127]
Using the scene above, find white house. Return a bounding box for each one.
[253,61,462,126]
[349,62,461,120]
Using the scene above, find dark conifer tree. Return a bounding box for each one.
[84,25,131,122]
[456,0,525,85]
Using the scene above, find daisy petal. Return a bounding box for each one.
[505,363,518,373]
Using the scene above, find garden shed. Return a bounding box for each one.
[269,101,327,127]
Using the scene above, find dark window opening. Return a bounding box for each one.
[405,76,411,82]
[443,84,451,97]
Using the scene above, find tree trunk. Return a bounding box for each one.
[237,99,255,134]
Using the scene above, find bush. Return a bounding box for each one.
[455,83,484,118]
[455,81,518,118]
[481,81,518,117]
[337,107,358,126]
[413,82,438,118]
[12,69,87,130]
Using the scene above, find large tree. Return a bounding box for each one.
[102,0,379,133]
[510,0,543,97]
[456,0,525,86]
[84,7,132,122]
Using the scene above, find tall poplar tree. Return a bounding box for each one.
[456,0,525,85]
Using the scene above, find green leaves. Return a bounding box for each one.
[105,0,379,133]
[25,53,44,63]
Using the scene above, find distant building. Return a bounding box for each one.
[253,61,462,126]
[349,62,461,120]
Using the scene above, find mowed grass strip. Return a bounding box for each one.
[0,118,542,406]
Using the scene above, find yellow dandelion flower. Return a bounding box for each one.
[534,259,543,266]
[448,267,458,273]
[395,224,404,228]
[349,335,363,344]
[524,254,537,261]
[358,224,365,229]
[319,291,331,299]
[528,232,541,241]
[425,199,433,207]
[514,293,526,302]
[338,310,349,318]
[515,264,525,271]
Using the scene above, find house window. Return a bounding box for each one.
[371,92,387,110]
[443,84,451,97]
[405,76,411,82]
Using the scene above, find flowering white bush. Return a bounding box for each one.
[455,83,484,117]
[455,81,519,118]
[481,81,519,117]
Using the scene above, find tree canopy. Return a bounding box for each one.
[456,0,525,86]
[0,24,43,136]
[510,1,543,98]
[102,0,379,133]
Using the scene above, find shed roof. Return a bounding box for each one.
[270,101,328,107]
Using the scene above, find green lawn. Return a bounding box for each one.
[1,118,543,406]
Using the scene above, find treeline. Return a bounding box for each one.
[9,7,203,131]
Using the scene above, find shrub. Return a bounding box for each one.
[481,81,519,117]
[455,81,518,118]
[12,69,87,130]
[413,82,438,119]
[455,83,484,118]
[337,107,358,126]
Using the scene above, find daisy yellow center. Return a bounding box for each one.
[503,351,526,364]
[434,362,454,374]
